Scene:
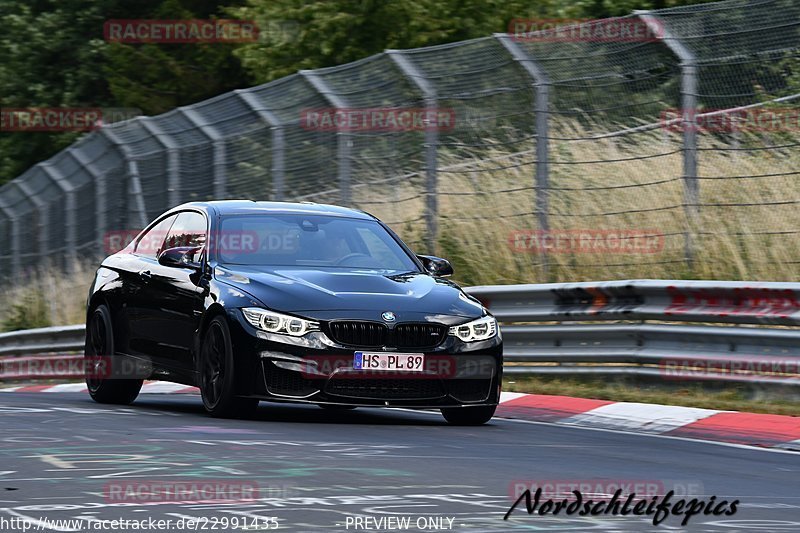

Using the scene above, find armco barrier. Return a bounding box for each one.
[0,325,85,357]
[466,280,800,325]
[467,280,800,385]
[0,281,799,385]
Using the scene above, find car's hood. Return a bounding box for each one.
[214,266,484,320]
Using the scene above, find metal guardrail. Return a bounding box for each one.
[467,280,800,325]
[0,281,799,385]
[0,325,84,357]
[466,280,800,385]
[0,325,85,381]
[2,0,800,280]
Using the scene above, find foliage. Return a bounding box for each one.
[104,0,251,115]
[0,0,114,186]
[228,0,559,84]
[1,292,50,332]
[0,0,249,185]
[0,0,766,186]
[0,262,94,332]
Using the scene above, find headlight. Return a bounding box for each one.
[449,316,497,342]
[242,308,319,337]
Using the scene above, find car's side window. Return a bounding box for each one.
[162,211,208,262]
[355,227,407,269]
[134,214,177,259]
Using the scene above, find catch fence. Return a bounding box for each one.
[0,0,798,284]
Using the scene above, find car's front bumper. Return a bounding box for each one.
[226,309,503,408]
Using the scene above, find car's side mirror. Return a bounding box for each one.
[158,246,202,270]
[417,255,454,277]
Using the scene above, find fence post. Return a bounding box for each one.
[9,217,21,277]
[13,180,48,268]
[271,126,286,201]
[300,70,352,205]
[387,50,439,254]
[235,90,286,201]
[0,196,19,277]
[41,164,77,270]
[495,34,551,276]
[180,107,227,199]
[638,12,698,267]
[126,162,148,227]
[138,118,181,209]
[69,146,106,258]
[101,128,149,228]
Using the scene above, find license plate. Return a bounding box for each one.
[353,352,425,372]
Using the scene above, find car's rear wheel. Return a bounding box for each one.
[440,405,496,426]
[200,316,259,418]
[85,304,143,405]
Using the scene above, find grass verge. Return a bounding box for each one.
[0,261,94,332]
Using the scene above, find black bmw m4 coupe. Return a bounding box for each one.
[85,201,502,425]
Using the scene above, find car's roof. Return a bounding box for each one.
[173,200,375,220]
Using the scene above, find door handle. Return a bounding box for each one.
[139,270,152,281]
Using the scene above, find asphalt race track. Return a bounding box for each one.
[0,393,798,532]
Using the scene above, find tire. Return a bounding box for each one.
[85,304,143,405]
[440,404,496,426]
[199,316,259,418]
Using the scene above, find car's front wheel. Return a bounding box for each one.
[199,316,259,418]
[85,304,143,405]
[440,405,496,426]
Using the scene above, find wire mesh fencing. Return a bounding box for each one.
[0,0,798,285]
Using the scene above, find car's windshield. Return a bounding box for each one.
[216,214,419,271]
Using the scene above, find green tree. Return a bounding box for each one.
[0,0,253,185]
[228,0,561,84]
[104,0,251,115]
[228,0,721,85]
[0,0,751,185]
[0,0,115,185]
